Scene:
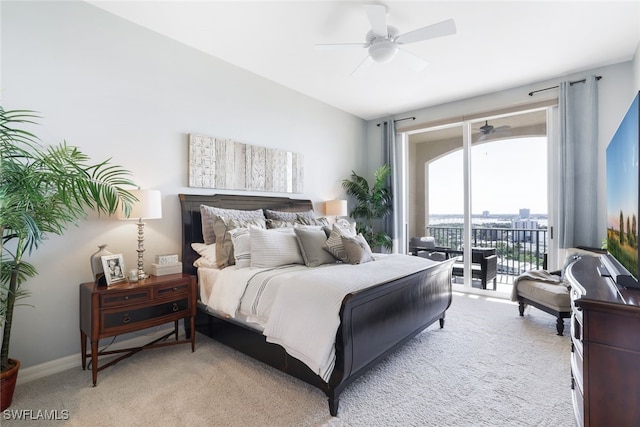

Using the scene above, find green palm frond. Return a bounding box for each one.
[1,106,137,371]
[342,165,393,250]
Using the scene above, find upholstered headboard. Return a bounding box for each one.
[179,193,314,276]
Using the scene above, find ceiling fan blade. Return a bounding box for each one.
[396,48,429,72]
[396,18,456,45]
[315,43,368,50]
[364,4,388,38]
[350,55,374,77]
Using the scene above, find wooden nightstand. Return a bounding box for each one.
[79,273,197,385]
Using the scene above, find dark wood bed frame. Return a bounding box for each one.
[179,193,454,416]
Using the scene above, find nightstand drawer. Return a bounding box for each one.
[102,298,190,332]
[155,281,191,298]
[100,289,151,307]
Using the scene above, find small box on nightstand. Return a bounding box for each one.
[155,254,179,265]
[151,262,182,276]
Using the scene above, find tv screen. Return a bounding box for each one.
[606,91,639,287]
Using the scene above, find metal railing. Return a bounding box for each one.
[426,226,548,284]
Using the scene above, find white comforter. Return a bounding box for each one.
[203,254,438,382]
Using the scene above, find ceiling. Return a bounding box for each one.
[88,1,640,121]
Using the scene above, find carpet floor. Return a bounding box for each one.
[4,293,574,426]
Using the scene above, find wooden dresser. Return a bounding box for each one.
[566,255,640,426]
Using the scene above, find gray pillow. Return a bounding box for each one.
[294,228,336,267]
[341,234,374,265]
[266,219,296,229]
[265,209,315,222]
[296,215,329,226]
[200,204,265,245]
[322,224,356,263]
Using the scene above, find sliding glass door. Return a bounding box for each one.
[405,108,548,295]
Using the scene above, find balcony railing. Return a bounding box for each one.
[426,226,548,284]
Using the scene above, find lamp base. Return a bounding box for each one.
[136,220,148,280]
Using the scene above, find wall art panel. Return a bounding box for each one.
[188,134,303,193]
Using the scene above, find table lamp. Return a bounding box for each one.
[325,199,347,221]
[118,189,162,280]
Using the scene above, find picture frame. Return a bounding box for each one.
[101,254,126,286]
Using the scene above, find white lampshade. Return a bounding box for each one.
[325,199,347,217]
[119,189,162,220]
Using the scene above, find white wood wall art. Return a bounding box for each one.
[188,134,303,193]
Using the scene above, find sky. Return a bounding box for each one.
[428,137,547,215]
[606,93,638,230]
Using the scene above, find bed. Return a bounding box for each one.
[179,193,454,416]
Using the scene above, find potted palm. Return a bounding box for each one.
[0,107,136,409]
[341,164,393,251]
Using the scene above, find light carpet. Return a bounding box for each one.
[4,293,573,426]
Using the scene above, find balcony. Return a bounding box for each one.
[425,226,548,290]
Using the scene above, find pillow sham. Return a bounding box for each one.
[191,242,216,268]
[341,234,374,265]
[213,217,266,268]
[200,204,265,245]
[323,223,356,263]
[294,227,336,267]
[229,228,251,268]
[265,209,315,222]
[296,215,330,226]
[250,226,304,268]
[266,218,297,229]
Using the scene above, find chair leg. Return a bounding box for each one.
[556,317,565,336]
[518,300,526,316]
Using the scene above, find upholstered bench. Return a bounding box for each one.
[513,247,600,335]
[514,274,571,335]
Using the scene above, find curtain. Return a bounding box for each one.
[557,75,599,248]
[382,119,404,253]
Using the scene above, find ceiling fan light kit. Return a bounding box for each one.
[369,39,398,63]
[316,3,456,74]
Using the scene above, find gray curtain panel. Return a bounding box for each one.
[558,75,599,248]
[382,119,406,253]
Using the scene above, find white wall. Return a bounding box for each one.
[1,1,366,368]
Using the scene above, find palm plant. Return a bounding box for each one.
[342,164,393,250]
[0,107,137,374]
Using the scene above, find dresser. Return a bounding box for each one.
[567,255,640,426]
[79,273,197,385]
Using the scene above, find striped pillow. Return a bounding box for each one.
[249,226,304,268]
[229,228,251,268]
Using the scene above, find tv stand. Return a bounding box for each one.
[566,256,640,426]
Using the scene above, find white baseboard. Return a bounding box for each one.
[17,327,175,385]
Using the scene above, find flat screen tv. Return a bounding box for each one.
[603,91,640,289]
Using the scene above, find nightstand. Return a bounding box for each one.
[79,273,197,385]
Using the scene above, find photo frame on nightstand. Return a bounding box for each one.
[101,254,126,286]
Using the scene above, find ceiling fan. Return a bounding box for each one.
[316,3,456,76]
[476,120,511,141]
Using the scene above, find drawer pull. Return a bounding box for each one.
[122,314,131,323]
[124,296,129,300]
[173,287,178,291]
[172,303,179,312]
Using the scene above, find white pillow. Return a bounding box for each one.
[229,228,251,268]
[250,226,304,268]
[191,242,217,267]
